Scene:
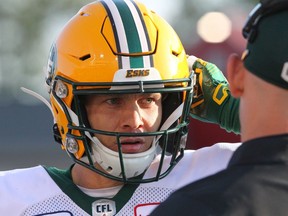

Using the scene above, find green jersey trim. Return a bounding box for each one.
[44,165,140,215]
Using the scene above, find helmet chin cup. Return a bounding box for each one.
[90,136,157,179]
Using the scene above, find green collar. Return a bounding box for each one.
[44,165,139,215]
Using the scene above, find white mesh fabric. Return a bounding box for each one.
[21,187,172,216]
[21,194,89,216]
[116,186,174,215]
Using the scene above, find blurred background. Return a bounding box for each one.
[0,0,257,171]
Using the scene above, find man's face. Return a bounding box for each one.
[85,93,162,154]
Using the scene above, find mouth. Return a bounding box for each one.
[119,138,146,153]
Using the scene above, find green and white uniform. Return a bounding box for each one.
[0,142,240,216]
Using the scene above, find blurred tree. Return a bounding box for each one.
[0,0,92,104]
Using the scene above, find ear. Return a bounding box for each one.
[227,53,245,98]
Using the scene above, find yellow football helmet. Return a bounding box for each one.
[46,0,193,183]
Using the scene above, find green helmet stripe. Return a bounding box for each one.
[102,0,152,69]
[116,2,142,54]
[114,1,144,68]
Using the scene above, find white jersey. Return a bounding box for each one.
[0,142,240,216]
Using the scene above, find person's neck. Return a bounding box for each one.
[71,163,123,189]
[241,105,288,143]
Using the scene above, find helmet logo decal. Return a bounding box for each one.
[126,69,150,78]
[101,0,154,69]
[110,68,164,90]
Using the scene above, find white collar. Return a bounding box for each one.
[77,184,123,198]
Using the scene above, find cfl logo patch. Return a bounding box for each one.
[92,199,116,216]
[126,69,150,78]
[281,62,288,83]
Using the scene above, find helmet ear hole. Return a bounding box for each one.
[159,92,183,154]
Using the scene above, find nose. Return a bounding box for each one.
[120,103,144,130]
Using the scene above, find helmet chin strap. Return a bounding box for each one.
[88,136,157,178]
[21,86,185,179]
[154,103,184,144]
[84,102,184,178]
[58,101,184,179]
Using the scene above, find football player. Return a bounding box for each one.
[0,0,240,215]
